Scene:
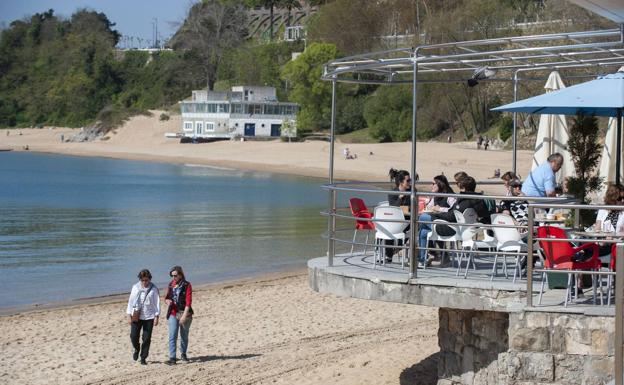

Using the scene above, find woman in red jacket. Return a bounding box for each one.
[165,265,193,365]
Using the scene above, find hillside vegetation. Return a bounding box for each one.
[0,0,616,142]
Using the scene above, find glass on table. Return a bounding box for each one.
[594,219,602,232]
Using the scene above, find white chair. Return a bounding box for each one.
[377,200,390,207]
[490,213,527,282]
[426,218,461,269]
[454,209,496,278]
[373,206,409,268]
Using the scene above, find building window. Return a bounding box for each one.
[205,122,215,131]
[184,121,193,131]
[196,121,204,135]
[232,103,243,114]
[218,104,229,113]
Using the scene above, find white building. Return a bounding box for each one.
[178,86,298,140]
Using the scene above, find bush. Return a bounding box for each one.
[159,113,170,121]
[498,115,513,142]
[336,96,366,134]
[363,85,412,142]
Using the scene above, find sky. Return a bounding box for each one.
[0,0,196,47]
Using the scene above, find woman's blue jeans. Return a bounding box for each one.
[168,315,192,359]
[418,213,433,263]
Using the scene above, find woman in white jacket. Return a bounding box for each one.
[595,184,624,233]
[126,269,160,365]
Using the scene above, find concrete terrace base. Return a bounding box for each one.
[308,256,616,385]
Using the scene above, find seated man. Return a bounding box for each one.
[522,153,563,197]
[418,176,490,266]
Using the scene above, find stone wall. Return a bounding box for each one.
[438,308,509,385]
[437,309,615,385]
[502,311,615,385]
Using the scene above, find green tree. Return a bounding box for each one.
[567,113,603,208]
[171,0,248,90]
[281,42,338,134]
[363,85,413,142]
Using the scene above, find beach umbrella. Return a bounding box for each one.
[599,116,624,188]
[532,71,573,184]
[492,70,624,184]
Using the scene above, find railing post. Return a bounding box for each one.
[615,243,624,385]
[527,205,534,307]
[512,71,519,175]
[327,78,337,267]
[409,49,419,279]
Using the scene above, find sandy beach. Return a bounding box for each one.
[0,113,530,384]
[0,111,532,185]
[0,272,438,385]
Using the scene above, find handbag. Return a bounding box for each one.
[131,284,153,323]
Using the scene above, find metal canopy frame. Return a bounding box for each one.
[321,26,624,280]
[323,28,624,83]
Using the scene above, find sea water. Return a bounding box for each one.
[0,152,326,308]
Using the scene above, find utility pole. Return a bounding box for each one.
[152,18,158,48]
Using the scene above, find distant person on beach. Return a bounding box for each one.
[522,153,563,197]
[476,135,483,149]
[343,147,350,159]
[483,136,490,150]
[60,134,64,142]
[126,269,160,365]
[165,265,193,365]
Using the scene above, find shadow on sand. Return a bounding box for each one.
[399,352,440,385]
[189,353,262,363]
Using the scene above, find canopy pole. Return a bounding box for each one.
[327,78,337,267]
[512,71,519,175]
[617,108,622,186]
[409,49,420,279]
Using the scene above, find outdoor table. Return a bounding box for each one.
[570,230,624,239]
[535,217,567,225]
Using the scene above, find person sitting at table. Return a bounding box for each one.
[594,184,624,263]
[522,153,563,197]
[384,168,415,262]
[595,184,624,233]
[453,171,468,187]
[501,171,519,196]
[425,174,456,212]
[499,179,528,225]
[418,176,490,267]
[388,168,417,207]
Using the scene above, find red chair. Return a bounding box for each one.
[606,244,622,305]
[349,198,376,256]
[537,226,601,306]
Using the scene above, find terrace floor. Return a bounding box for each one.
[308,251,615,317]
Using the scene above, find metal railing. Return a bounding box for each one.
[322,180,572,278]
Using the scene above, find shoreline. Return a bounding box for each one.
[0,266,308,317]
[0,112,534,184]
